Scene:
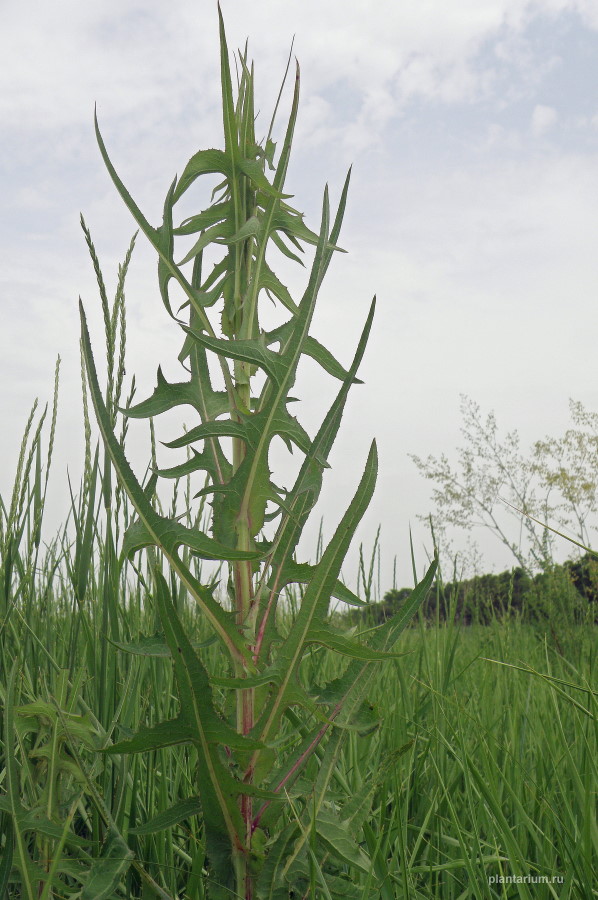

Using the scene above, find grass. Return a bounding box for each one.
[0,412,596,898]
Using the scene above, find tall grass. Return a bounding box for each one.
[1,10,596,900]
[1,442,596,898]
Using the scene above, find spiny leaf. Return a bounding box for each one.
[152,569,247,872]
[157,176,177,317]
[163,419,247,449]
[259,263,298,314]
[184,328,286,387]
[177,221,233,267]
[253,442,378,747]
[121,515,263,561]
[255,292,374,661]
[0,815,13,897]
[172,148,234,204]
[305,625,405,661]
[80,301,253,665]
[313,809,371,873]
[280,561,364,607]
[174,200,231,235]
[4,663,38,900]
[266,320,363,384]
[104,716,193,754]
[153,448,221,482]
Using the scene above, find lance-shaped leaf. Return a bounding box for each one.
[210,186,335,551]
[129,797,202,835]
[279,561,365,607]
[109,632,216,657]
[94,111,221,345]
[172,148,234,203]
[151,570,249,881]
[81,828,133,900]
[105,570,270,890]
[177,221,233,267]
[254,291,374,662]
[258,262,297,314]
[258,558,438,834]
[80,301,254,666]
[252,441,378,751]
[184,328,286,388]
[266,320,363,384]
[3,663,38,900]
[163,419,247,449]
[174,200,231,235]
[121,515,262,562]
[157,176,178,317]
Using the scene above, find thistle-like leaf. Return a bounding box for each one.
[121,515,261,562]
[80,301,254,665]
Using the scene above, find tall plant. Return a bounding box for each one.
[80,8,436,898]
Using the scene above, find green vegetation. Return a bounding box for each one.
[366,554,598,629]
[1,466,596,898]
[1,12,596,900]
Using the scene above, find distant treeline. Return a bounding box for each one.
[353,553,598,625]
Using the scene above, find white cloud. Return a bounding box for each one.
[531,103,558,136]
[3,0,598,580]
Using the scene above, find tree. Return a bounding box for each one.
[411,395,598,574]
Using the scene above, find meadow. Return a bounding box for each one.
[2,10,597,898]
[1,450,596,898]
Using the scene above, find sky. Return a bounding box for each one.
[2,0,598,595]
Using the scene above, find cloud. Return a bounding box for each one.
[2,0,596,152]
[3,0,598,579]
[531,103,558,135]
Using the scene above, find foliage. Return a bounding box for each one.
[0,10,438,900]
[412,394,598,574]
[1,508,596,899]
[358,553,597,632]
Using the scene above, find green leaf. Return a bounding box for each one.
[109,632,216,657]
[280,561,364,607]
[80,301,253,666]
[177,221,233,266]
[121,515,262,562]
[163,419,247,449]
[104,716,192,754]
[184,328,286,388]
[157,176,177,317]
[4,663,37,900]
[236,156,288,197]
[306,625,404,661]
[172,149,233,204]
[81,828,133,900]
[0,815,13,897]
[255,290,373,661]
[95,111,216,338]
[254,442,378,747]
[122,367,205,418]
[227,213,263,244]
[94,107,159,245]
[259,263,298,314]
[130,797,202,835]
[266,321,363,384]
[315,809,371,872]
[174,200,231,235]
[153,448,219,482]
[153,568,247,887]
